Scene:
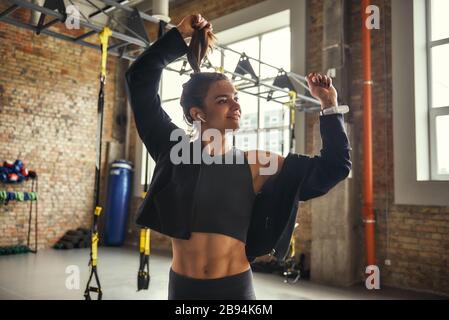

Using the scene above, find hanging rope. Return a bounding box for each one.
[285,90,297,153]
[84,26,112,301]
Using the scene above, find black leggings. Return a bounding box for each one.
[168,267,257,300]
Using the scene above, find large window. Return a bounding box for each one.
[392,0,449,205]
[427,0,449,180]
[225,27,291,156]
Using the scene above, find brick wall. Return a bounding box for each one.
[0,5,118,249]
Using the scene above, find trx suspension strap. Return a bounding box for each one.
[287,90,297,153]
[283,94,301,284]
[84,26,112,301]
[137,227,150,290]
[137,149,151,291]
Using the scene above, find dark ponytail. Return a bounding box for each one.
[180,23,229,126]
[187,21,216,73]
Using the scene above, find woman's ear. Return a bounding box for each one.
[190,106,205,122]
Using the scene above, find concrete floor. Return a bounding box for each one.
[0,247,446,300]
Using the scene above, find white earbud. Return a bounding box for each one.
[197,115,206,123]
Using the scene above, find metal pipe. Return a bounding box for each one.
[10,0,148,47]
[361,0,376,268]
[2,16,100,50]
[5,0,320,108]
[98,1,302,78]
[11,0,313,97]
[99,0,161,24]
[0,4,19,20]
[89,0,130,18]
[166,56,321,105]
[220,44,288,72]
[74,30,98,42]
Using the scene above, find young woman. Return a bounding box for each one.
[125,14,351,300]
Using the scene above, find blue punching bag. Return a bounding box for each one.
[104,160,133,246]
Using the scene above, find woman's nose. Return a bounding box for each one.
[231,99,240,110]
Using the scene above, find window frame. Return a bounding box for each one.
[426,0,449,180]
[392,0,449,206]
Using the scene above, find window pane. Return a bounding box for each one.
[436,115,449,175]
[259,99,289,129]
[260,27,291,79]
[235,131,257,151]
[206,48,222,70]
[258,128,285,155]
[260,99,289,128]
[238,92,258,130]
[283,128,291,155]
[431,0,449,41]
[225,37,260,81]
[162,60,190,100]
[162,100,188,132]
[431,44,449,108]
[141,150,155,185]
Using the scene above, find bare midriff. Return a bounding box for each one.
[171,232,251,279]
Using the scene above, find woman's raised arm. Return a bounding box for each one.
[124,14,213,161]
[124,27,187,161]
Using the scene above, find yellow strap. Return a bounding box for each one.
[139,229,146,253]
[92,232,99,267]
[139,228,151,255]
[95,206,102,216]
[286,90,297,126]
[99,27,112,78]
[290,237,296,258]
[215,66,225,74]
[287,90,297,109]
[141,191,147,199]
[91,207,102,266]
[145,229,150,255]
[290,107,295,128]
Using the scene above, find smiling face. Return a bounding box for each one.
[190,79,241,132]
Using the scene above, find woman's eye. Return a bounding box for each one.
[234,97,239,102]
[218,99,226,104]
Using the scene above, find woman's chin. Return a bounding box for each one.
[226,118,240,130]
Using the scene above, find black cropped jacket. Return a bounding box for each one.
[124,27,352,262]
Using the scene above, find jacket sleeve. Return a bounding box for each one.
[282,114,352,201]
[124,27,188,161]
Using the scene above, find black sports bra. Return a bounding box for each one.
[190,147,256,243]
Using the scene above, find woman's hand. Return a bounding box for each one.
[306,72,338,109]
[176,14,213,39]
